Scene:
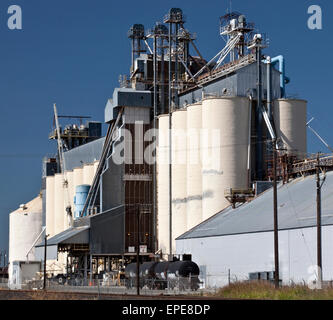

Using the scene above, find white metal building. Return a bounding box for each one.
[176,171,333,288]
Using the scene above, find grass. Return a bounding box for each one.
[210,281,333,300]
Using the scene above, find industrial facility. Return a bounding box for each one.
[7,8,329,290]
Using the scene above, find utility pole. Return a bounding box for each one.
[316,153,323,288]
[43,234,49,290]
[136,205,140,296]
[273,139,279,289]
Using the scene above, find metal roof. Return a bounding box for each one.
[178,171,333,240]
[36,226,89,247]
[63,137,105,171]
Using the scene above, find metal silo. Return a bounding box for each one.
[46,175,55,237]
[201,97,250,220]
[157,114,170,254]
[171,109,187,248]
[274,99,307,158]
[9,195,43,263]
[53,173,65,235]
[186,103,203,230]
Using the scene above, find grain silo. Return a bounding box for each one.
[171,109,187,248]
[83,164,95,185]
[46,175,55,237]
[274,99,307,158]
[53,173,65,235]
[186,103,203,230]
[201,97,250,220]
[65,170,74,230]
[157,114,170,254]
[73,167,84,188]
[9,195,43,263]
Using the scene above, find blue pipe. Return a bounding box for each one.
[270,55,289,98]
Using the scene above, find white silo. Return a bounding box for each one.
[186,103,203,230]
[171,109,187,250]
[64,170,74,230]
[46,175,55,237]
[53,173,65,235]
[201,97,250,220]
[93,161,99,175]
[83,164,95,185]
[274,99,307,158]
[157,114,170,255]
[73,167,84,189]
[9,195,43,283]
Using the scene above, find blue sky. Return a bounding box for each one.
[0,0,331,253]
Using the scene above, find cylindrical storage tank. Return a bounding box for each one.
[153,261,170,280]
[186,103,202,230]
[53,173,65,235]
[157,114,170,255]
[46,176,55,237]
[171,109,187,251]
[93,161,99,176]
[83,164,95,185]
[274,99,307,159]
[201,97,250,220]
[64,170,74,230]
[9,195,43,283]
[74,184,90,219]
[73,167,84,189]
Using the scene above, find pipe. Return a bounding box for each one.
[270,55,287,98]
[153,35,157,253]
[168,22,173,257]
[256,46,263,181]
[266,56,272,120]
[247,95,253,188]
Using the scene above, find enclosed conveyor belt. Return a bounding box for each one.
[80,107,125,217]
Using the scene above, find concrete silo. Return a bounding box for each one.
[171,109,187,248]
[157,114,170,254]
[83,164,95,185]
[73,167,84,188]
[46,175,55,237]
[274,99,307,158]
[186,103,203,230]
[53,173,65,236]
[64,170,74,230]
[8,195,43,284]
[201,96,250,220]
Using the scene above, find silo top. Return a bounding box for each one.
[10,195,42,215]
[276,98,307,103]
[75,185,91,193]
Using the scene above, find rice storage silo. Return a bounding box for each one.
[186,103,203,230]
[83,164,95,185]
[201,96,250,220]
[9,195,43,264]
[93,161,99,175]
[157,114,170,255]
[53,173,65,235]
[64,170,74,230]
[274,99,307,159]
[171,109,187,249]
[46,175,55,237]
[73,167,84,189]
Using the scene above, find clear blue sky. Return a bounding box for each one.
[0,0,331,253]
